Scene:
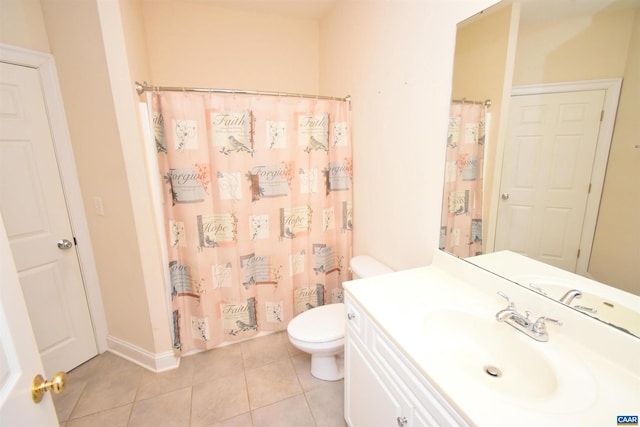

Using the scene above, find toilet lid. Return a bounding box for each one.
[287,303,345,343]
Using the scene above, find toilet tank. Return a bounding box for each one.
[349,256,393,279]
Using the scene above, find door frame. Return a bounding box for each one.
[487,78,622,275]
[0,43,108,352]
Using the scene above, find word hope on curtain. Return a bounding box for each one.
[147,90,353,354]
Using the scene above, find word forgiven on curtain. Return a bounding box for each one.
[148,91,352,353]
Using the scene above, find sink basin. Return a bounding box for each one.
[421,310,556,399]
[418,309,597,412]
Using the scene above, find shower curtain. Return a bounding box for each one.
[440,102,486,258]
[148,90,352,353]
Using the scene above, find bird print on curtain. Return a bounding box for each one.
[149,91,353,354]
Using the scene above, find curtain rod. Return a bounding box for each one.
[452,98,492,108]
[135,81,351,102]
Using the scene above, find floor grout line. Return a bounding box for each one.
[56,332,345,427]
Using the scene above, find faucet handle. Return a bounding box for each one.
[497,291,515,308]
[528,283,547,296]
[533,316,562,334]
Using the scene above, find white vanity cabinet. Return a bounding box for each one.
[344,293,468,427]
[343,253,640,426]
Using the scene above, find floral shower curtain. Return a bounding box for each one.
[440,102,486,258]
[148,90,352,353]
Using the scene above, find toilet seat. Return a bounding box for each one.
[287,303,345,343]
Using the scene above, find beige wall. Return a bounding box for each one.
[139,0,501,273]
[437,4,639,294]
[513,7,635,85]
[1,0,165,353]
[1,0,501,358]
[512,7,639,294]
[141,1,320,93]
[97,0,174,353]
[451,2,517,245]
[590,10,640,295]
[0,0,50,52]
[38,0,160,352]
[320,0,498,270]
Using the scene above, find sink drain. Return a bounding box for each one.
[484,365,502,377]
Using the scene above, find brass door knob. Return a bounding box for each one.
[32,371,67,403]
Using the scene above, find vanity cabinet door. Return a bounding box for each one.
[345,334,411,426]
[345,295,416,427]
[344,293,468,427]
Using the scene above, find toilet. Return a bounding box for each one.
[287,256,392,380]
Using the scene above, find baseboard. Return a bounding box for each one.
[106,335,180,373]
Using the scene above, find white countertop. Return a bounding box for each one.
[344,251,640,427]
[470,250,640,337]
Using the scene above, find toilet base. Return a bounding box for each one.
[310,352,344,381]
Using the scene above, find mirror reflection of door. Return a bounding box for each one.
[494,88,606,272]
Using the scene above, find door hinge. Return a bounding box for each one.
[577,249,581,258]
[600,110,604,122]
[588,183,592,193]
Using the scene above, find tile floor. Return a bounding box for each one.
[53,331,347,427]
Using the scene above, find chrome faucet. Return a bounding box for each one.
[495,292,562,342]
[495,292,519,321]
[558,289,597,313]
[528,283,547,296]
[559,289,582,305]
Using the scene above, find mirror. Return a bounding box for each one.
[441,0,640,336]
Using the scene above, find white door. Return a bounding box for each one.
[0,61,97,376]
[494,90,605,272]
[0,216,59,427]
